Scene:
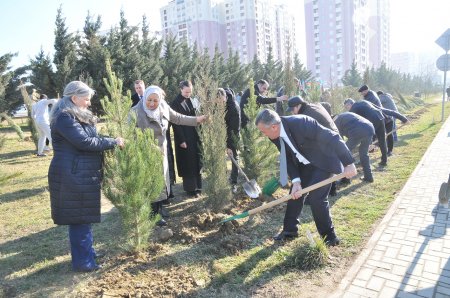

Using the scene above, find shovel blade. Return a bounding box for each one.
[243,179,261,199]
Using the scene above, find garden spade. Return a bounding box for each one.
[228,153,261,199]
[220,172,346,224]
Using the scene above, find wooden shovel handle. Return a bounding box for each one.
[247,172,346,216]
[228,153,251,182]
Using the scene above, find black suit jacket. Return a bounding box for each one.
[131,93,141,107]
[273,115,354,181]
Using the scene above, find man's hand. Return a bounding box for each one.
[196,115,208,123]
[343,163,357,178]
[115,137,125,148]
[290,181,303,200]
[180,142,187,149]
[277,95,288,102]
[226,148,233,157]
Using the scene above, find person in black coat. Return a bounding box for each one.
[131,80,145,107]
[358,84,382,107]
[334,112,376,182]
[223,88,241,187]
[48,81,124,272]
[240,79,288,128]
[170,80,202,197]
[255,109,357,245]
[344,98,408,166]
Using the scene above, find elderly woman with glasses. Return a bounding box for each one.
[131,85,206,225]
[48,81,124,272]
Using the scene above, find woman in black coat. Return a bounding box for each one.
[48,81,124,272]
[170,81,203,197]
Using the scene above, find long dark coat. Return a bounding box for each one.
[48,112,117,225]
[170,94,202,178]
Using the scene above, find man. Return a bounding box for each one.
[287,96,339,195]
[377,90,399,155]
[334,112,375,182]
[255,109,357,245]
[240,79,288,128]
[224,88,241,191]
[344,99,408,167]
[31,94,57,156]
[131,80,145,107]
[358,84,381,107]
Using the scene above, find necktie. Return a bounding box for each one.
[139,95,143,100]
[279,138,288,187]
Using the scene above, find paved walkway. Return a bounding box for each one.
[332,116,450,298]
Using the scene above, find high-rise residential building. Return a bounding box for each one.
[304,0,390,87]
[160,0,296,64]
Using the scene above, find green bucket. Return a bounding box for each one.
[262,176,280,196]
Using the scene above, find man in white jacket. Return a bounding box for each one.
[32,94,57,156]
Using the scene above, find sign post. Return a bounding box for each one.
[435,29,450,121]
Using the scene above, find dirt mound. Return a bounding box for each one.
[219,234,252,254]
[191,212,227,230]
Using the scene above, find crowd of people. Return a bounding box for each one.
[36,78,408,272]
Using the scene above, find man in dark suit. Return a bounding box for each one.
[131,80,145,107]
[240,79,288,128]
[334,112,375,182]
[255,109,357,245]
[344,99,408,167]
[358,84,381,107]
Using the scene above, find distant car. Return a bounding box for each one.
[10,104,28,118]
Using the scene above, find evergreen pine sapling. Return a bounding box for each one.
[196,70,231,212]
[101,59,164,253]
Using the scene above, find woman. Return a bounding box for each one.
[223,88,241,191]
[170,81,203,197]
[131,85,206,221]
[48,81,124,272]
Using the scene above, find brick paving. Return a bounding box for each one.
[332,116,450,298]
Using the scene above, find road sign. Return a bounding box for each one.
[436,29,450,52]
[436,54,450,72]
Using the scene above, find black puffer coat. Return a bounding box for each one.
[48,112,116,225]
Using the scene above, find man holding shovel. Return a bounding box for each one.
[256,109,357,245]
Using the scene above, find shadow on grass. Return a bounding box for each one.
[0,187,47,204]
[0,212,122,297]
[0,150,36,161]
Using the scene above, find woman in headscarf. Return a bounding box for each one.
[48,81,124,272]
[131,85,206,224]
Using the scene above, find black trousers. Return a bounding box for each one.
[183,174,202,192]
[230,147,239,184]
[385,119,394,154]
[374,121,388,164]
[283,165,336,240]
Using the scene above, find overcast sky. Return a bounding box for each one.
[1,0,449,69]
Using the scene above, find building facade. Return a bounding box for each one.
[160,0,296,64]
[304,0,390,87]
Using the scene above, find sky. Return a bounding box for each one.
[0,0,449,69]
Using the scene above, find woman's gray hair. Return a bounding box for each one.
[255,109,281,127]
[50,81,97,125]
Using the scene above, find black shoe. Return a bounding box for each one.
[325,237,340,247]
[156,218,167,227]
[186,191,198,198]
[378,161,387,167]
[387,151,393,157]
[160,206,170,218]
[340,178,351,186]
[161,198,171,206]
[168,193,175,199]
[360,177,374,183]
[273,231,298,241]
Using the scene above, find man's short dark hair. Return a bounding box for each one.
[179,80,193,89]
[256,79,269,86]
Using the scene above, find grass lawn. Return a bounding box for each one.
[0,97,449,297]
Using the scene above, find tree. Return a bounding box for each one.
[138,15,163,88]
[293,53,313,84]
[29,48,57,96]
[53,5,78,95]
[341,60,362,87]
[101,60,164,253]
[223,49,250,92]
[240,79,278,183]
[261,46,283,91]
[196,69,231,212]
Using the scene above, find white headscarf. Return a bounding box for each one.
[142,85,164,121]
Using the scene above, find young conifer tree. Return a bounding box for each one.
[240,79,278,184]
[101,59,164,253]
[196,70,231,212]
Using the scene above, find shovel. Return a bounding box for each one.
[220,172,346,224]
[228,153,261,199]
